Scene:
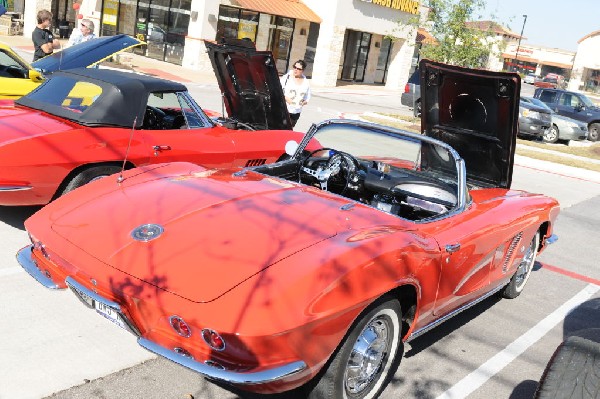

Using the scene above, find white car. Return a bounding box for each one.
[523,73,537,84]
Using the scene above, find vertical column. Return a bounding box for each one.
[23,0,53,39]
[311,23,345,87]
[182,0,219,70]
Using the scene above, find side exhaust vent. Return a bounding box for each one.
[245,159,267,167]
[502,232,523,272]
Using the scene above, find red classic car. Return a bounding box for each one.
[18,60,560,398]
[0,38,300,206]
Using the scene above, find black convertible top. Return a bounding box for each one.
[16,68,188,128]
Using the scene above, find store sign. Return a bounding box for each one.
[102,0,118,26]
[359,0,420,15]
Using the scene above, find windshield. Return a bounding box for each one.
[302,123,460,197]
[580,94,595,107]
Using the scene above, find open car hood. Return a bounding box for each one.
[205,38,292,131]
[420,60,520,189]
[31,34,143,74]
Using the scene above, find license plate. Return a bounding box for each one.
[94,301,128,331]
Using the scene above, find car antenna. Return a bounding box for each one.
[117,116,137,184]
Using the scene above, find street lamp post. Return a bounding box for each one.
[514,14,527,72]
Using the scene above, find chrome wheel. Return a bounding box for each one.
[306,298,402,399]
[344,314,392,394]
[514,235,537,290]
[543,125,559,143]
[503,231,539,299]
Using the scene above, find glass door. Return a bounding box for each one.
[374,37,392,84]
[341,30,371,82]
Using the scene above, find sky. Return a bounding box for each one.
[481,0,599,51]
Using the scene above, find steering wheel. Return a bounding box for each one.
[300,148,358,193]
[143,106,166,130]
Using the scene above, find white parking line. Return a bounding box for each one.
[436,283,600,399]
[0,267,23,277]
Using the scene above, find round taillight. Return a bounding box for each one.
[169,315,191,338]
[201,328,226,351]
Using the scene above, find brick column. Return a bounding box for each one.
[311,23,345,87]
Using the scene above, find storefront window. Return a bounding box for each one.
[101,0,119,36]
[267,16,294,74]
[216,6,259,42]
[117,0,137,37]
[374,37,392,84]
[146,0,170,61]
[164,0,191,64]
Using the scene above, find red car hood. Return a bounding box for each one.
[48,165,342,302]
[0,106,72,143]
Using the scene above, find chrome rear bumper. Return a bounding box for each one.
[138,338,307,386]
[17,245,62,289]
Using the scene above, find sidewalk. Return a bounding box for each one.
[0,33,399,97]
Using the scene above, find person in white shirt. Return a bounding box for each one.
[66,19,95,48]
[280,60,311,128]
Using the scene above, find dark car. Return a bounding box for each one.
[400,68,421,116]
[534,88,600,141]
[534,77,560,89]
[521,97,588,143]
[518,99,552,139]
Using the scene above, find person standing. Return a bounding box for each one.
[32,9,60,61]
[66,19,95,48]
[280,60,311,128]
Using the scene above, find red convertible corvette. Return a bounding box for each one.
[18,60,559,398]
[0,38,300,206]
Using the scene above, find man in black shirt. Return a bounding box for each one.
[32,9,60,61]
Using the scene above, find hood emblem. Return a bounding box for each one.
[131,224,164,242]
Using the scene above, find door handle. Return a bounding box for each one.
[445,243,461,253]
[153,145,171,155]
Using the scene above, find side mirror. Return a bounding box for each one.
[28,69,44,82]
[574,104,585,112]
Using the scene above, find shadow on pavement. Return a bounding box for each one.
[0,206,40,230]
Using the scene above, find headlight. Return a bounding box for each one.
[528,111,541,119]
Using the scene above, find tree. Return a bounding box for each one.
[393,0,504,69]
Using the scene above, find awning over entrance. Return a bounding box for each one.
[235,0,321,23]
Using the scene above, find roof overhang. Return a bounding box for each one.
[234,0,321,23]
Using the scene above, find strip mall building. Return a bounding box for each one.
[22,0,425,89]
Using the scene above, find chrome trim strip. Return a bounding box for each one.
[65,277,141,336]
[138,338,307,386]
[16,245,62,289]
[0,186,33,192]
[407,284,505,342]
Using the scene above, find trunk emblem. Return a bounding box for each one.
[131,224,164,242]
